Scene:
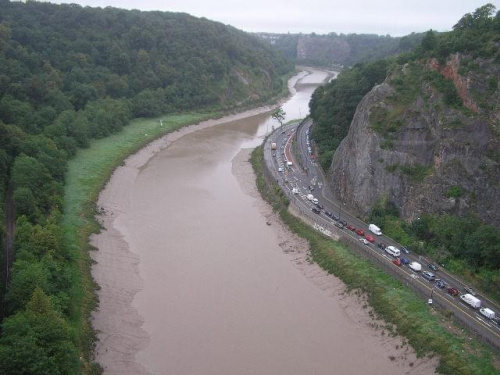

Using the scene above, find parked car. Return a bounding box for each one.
[447,287,460,296]
[355,229,365,236]
[377,242,387,250]
[401,246,411,254]
[400,258,410,265]
[392,258,402,266]
[365,235,375,243]
[316,203,324,210]
[428,263,439,272]
[311,207,320,214]
[331,213,340,221]
[464,286,476,296]
[422,271,435,281]
[335,222,344,229]
[435,279,446,289]
[346,224,355,231]
[339,220,347,226]
[359,238,369,245]
[325,211,332,218]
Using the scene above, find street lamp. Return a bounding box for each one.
[339,161,345,221]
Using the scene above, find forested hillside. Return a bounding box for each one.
[310,4,500,297]
[0,1,292,373]
[257,32,423,67]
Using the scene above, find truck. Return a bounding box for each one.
[409,261,422,272]
[460,293,481,309]
[271,142,277,150]
[479,307,496,319]
[368,224,382,236]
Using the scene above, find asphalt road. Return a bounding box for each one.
[265,120,500,349]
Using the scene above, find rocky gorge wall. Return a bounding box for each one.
[327,54,500,227]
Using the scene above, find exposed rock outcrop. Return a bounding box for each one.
[328,54,500,226]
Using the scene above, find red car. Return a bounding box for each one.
[346,224,356,231]
[447,287,460,296]
[365,235,375,243]
[392,258,402,266]
[355,228,365,236]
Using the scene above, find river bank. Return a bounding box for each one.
[89,70,313,373]
[89,68,438,374]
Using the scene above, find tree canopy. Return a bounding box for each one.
[0,2,293,373]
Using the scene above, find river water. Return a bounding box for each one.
[95,69,434,375]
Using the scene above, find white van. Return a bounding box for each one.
[369,224,382,236]
[480,307,496,319]
[409,262,422,272]
[385,246,400,257]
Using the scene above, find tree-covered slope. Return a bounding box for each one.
[256,32,423,67]
[311,4,500,295]
[0,1,292,373]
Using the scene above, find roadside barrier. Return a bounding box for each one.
[261,135,500,350]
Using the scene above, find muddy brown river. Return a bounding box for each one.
[92,69,436,375]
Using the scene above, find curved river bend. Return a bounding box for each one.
[92,69,435,375]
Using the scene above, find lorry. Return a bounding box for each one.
[385,245,400,257]
[409,261,422,272]
[369,224,382,236]
[479,307,496,319]
[460,293,481,309]
[271,142,277,150]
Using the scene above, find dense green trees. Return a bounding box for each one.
[309,59,388,169]
[257,32,423,67]
[0,1,293,373]
[310,4,500,297]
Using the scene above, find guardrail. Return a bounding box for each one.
[261,133,500,350]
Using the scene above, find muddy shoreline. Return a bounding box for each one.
[89,70,311,374]
[90,69,437,374]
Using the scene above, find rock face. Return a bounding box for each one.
[328,54,500,226]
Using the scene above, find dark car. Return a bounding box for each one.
[428,263,439,272]
[312,207,320,214]
[447,287,460,296]
[377,242,387,250]
[355,229,365,236]
[339,219,347,227]
[401,246,411,254]
[400,258,410,265]
[435,280,446,289]
[464,286,476,296]
[422,271,435,281]
[331,213,340,221]
[316,203,324,210]
[324,211,332,218]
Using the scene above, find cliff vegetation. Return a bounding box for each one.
[311,4,500,297]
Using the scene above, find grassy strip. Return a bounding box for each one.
[250,144,500,375]
[62,111,219,373]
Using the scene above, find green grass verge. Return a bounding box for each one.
[250,144,500,375]
[62,111,219,373]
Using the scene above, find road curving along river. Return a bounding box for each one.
[91,69,437,375]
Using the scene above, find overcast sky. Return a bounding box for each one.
[44,0,498,36]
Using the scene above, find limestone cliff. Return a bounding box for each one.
[328,53,500,226]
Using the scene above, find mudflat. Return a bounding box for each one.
[91,70,437,375]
